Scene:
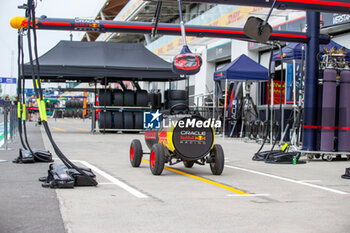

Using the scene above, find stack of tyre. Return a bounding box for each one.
[45,102,55,116]
[148,92,162,109]
[164,90,188,111]
[64,99,83,118]
[98,89,148,131]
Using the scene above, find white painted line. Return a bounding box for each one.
[98,182,115,185]
[74,160,148,199]
[225,165,349,195]
[227,194,270,197]
[299,180,321,183]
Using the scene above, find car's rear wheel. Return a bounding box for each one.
[209,144,224,175]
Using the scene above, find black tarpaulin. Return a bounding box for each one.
[23,41,182,82]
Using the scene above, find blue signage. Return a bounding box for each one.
[0,77,16,84]
[143,110,161,129]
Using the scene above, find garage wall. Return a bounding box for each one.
[332,32,350,48]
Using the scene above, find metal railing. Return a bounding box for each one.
[189,92,225,135]
[0,101,18,150]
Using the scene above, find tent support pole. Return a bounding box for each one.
[118,81,127,91]
[270,78,274,145]
[91,80,97,133]
[293,59,296,126]
[302,11,320,151]
[186,76,189,102]
[103,77,107,134]
[282,62,285,139]
[223,78,228,138]
[213,79,216,127]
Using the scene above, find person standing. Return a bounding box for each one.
[27,95,34,121]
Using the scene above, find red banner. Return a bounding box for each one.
[266,81,286,105]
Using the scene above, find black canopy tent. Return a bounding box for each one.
[23,40,182,82]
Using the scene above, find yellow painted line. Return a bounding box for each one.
[141,159,249,195]
[70,126,90,132]
[52,127,67,132]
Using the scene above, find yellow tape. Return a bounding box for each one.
[22,104,26,121]
[17,102,21,118]
[281,143,289,152]
[142,159,250,195]
[35,79,39,88]
[41,100,47,121]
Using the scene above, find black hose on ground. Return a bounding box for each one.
[16,21,52,163]
[23,0,97,185]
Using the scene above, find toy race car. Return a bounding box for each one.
[129,104,224,175]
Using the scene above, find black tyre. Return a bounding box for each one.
[113,90,123,106]
[77,110,83,118]
[72,99,77,108]
[123,112,134,129]
[55,110,62,118]
[99,111,113,129]
[67,109,74,118]
[73,110,78,118]
[150,144,165,175]
[166,100,189,109]
[322,154,333,162]
[209,144,225,175]
[183,161,194,168]
[65,100,71,108]
[130,139,143,167]
[113,112,123,129]
[148,93,156,108]
[124,90,135,106]
[98,112,105,129]
[99,90,112,106]
[75,99,81,108]
[155,93,162,109]
[78,100,84,108]
[135,90,148,107]
[63,110,68,117]
[134,112,143,129]
[165,90,188,100]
